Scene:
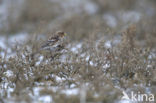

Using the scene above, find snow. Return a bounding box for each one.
[104,40,112,48]
[38,95,53,103]
[0,84,14,98]
[4,70,14,77]
[31,86,78,103]
[55,75,66,82]
[0,36,6,49]
[0,33,28,48]
[0,52,5,58]
[85,55,90,61]
[71,43,82,53]
[31,87,53,103]
[7,88,14,98]
[8,32,28,44]
[0,32,28,59]
[33,87,41,96]
[145,87,152,94]
[70,84,76,88]
[103,63,110,69]
[36,56,44,66]
[118,100,132,103]
[89,61,94,66]
[61,88,79,95]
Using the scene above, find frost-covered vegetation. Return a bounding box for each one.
[0,0,156,103]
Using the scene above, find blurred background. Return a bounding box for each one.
[0,0,156,41]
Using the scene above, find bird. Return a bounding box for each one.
[40,31,67,52]
[30,31,67,61]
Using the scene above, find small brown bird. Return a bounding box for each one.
[41,31,67,52]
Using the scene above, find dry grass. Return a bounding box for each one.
[0,24,156,103]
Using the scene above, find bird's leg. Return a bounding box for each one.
[50,53,60,61]
[50,56,54,61]
[50,55,55,61]
[48,48,53,61]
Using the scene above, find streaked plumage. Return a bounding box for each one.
[41,31,67,52]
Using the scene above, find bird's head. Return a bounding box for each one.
[56,31,67,37]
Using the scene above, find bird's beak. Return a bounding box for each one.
[64,33,67,36]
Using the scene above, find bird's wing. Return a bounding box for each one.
[41,35,58,48]
[41,41,54,48]
[41,42,50,49]
[48,35,59,42]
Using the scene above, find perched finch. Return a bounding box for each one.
[41,31,67,52]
